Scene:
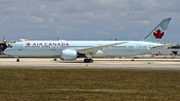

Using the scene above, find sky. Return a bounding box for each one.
[0,0,180,44]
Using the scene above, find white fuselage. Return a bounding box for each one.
[4,41,166,58]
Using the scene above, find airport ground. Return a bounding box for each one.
[1,57,180,100]
[1,57,180,70]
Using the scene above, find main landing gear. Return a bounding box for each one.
[84,58,93,63]
[83,53,93,63]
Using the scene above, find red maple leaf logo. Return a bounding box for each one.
[153,29,164,39]
[26,43,31,46]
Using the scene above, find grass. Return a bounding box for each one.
[0,69,180,101]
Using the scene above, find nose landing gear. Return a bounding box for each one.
[16,58,20,62]
[15,56,20,62]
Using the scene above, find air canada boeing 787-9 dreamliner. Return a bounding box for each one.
[4,18,172,63]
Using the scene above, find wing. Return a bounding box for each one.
[77,42,127,54]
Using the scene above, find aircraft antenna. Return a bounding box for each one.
[3,35,5,42]
[85,35,87,40]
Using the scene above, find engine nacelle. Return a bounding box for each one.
[60,50,77,60]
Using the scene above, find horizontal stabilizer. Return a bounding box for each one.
[149,44,174,48]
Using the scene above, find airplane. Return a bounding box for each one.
[4,18,172,63]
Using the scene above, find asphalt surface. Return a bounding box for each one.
[0,58,180,71]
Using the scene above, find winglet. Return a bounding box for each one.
[143,18,171,43]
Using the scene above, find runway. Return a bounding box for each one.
[1,58,180,71]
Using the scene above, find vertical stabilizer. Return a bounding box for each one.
[143,18,171,43]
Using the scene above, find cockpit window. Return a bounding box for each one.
[9,46,13,48]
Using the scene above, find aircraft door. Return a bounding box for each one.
[18,44,22,51]
[136,44,141,51]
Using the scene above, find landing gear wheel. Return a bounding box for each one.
[89,59,93,63]
[16,59,20,62]
[84,59,93,63]
[84,59,88,63]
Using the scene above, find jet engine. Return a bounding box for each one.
[60,50,77,60]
